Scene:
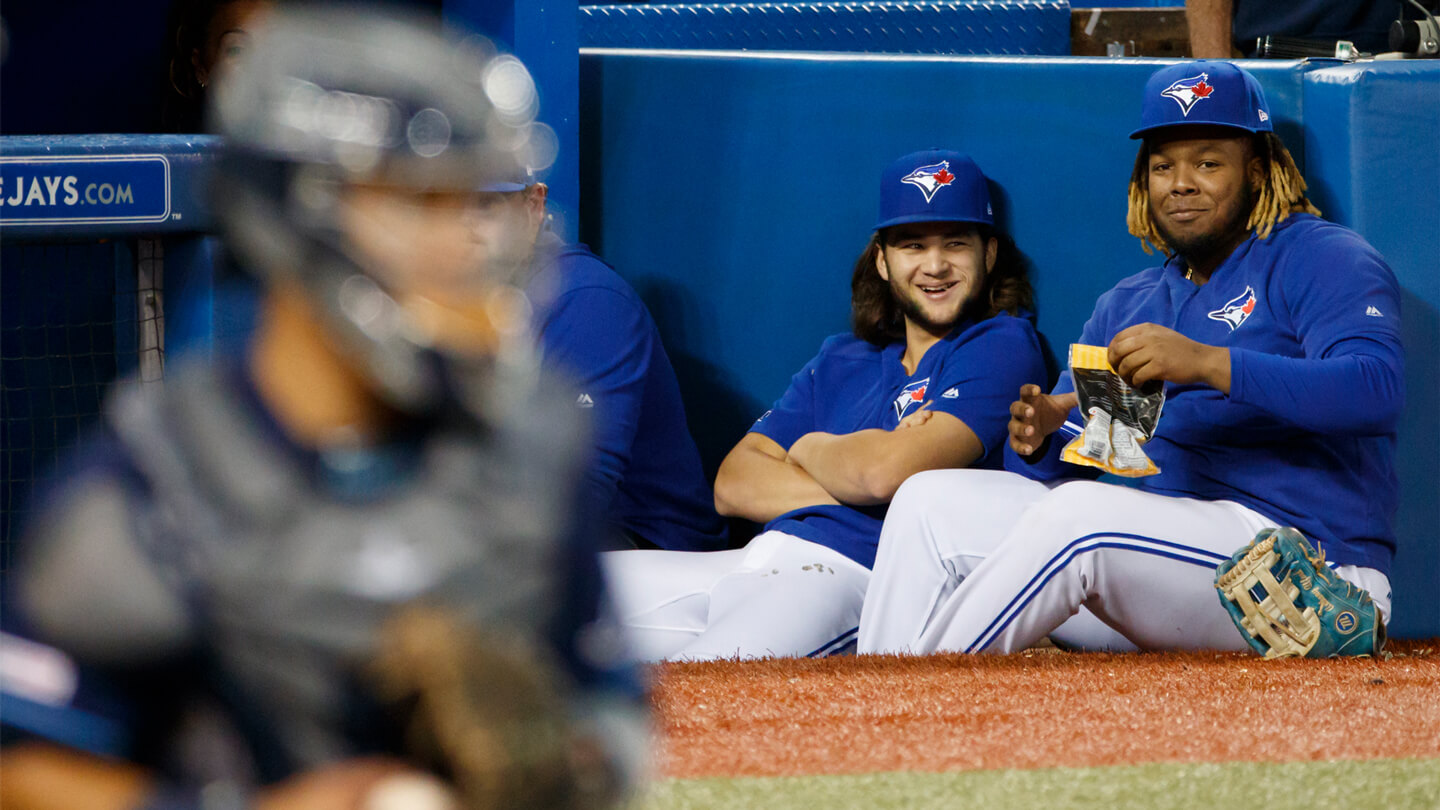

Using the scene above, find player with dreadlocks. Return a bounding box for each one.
[859,61,1402,658]
[1125,117,1320,250]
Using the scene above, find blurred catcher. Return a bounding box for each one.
[1,5,645,809]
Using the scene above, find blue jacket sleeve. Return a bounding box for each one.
[536,285,653,518]
[1230,339,1404,435]
[1228,229,1405,435]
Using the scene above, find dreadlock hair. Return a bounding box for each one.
[850,224,1035,346]
[1126,131,1322,256]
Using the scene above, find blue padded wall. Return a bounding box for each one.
[1302,61,1440,640]
[581,2,1071,55]
[446,0,583,240]
[578,51,1439,638]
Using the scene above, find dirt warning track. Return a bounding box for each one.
[649,641,1440,779]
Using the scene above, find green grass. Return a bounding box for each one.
[630,758,1440,809]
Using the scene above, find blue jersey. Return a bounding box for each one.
[753,313,1047,569]
[528,238,728,552]
[1008,215,1403,572]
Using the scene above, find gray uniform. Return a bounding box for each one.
[17,357,640,783]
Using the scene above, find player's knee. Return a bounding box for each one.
[1015,481,1118,550]
[882,471,964,552]
[888,470,949,515]
[890,469,990,513]
[1041,481,1117,517]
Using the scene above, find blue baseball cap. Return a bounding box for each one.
[875,149,993,231]
[1129,61,1274,140]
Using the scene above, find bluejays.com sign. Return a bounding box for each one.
[0,155,171,227]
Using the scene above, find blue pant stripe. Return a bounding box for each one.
[807,626,858,658]
[967,534,1228,654]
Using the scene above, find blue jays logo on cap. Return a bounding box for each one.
[1130,61,1274,140]
[1207,285,1257,331]
[1161,73,1216,117]
[901,161,956,203]
[875,149,994,231]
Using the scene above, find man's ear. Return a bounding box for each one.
[985,236,998,273]
[191,49,209,89]
[1247,156,1265,191]
[875,245,890,282]
[524,183,549,240]
[526,183,549,213]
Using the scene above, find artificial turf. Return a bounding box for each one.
[630,757,1440,809]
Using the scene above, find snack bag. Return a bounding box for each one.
[1060,344,1165,477]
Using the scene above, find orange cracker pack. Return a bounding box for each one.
[1060,344,1165,477]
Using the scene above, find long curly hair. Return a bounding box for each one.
[850,225,1034,346]
[1126,132,1321,256]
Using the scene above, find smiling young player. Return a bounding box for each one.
[600,149,1047,660]
[859,62,1403,657]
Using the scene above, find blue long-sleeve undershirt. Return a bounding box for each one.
[1229,337,1404,436]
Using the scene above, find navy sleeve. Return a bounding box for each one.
[0,626,136,758]
[4,430,196,765]
[1229,229,1405,434]
[536,285,654,518]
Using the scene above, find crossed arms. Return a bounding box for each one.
[713,409,984,524]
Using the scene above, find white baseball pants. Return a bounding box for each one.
[601,531,870,661]
[858,469,1391,655]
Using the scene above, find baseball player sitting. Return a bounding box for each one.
[489,182,729,552]
[600,150,1047,661]
[2,6,643,809]
[858,61,1402,657]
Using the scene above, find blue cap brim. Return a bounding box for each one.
[875,212,992,231]
[1129,120,1267,140]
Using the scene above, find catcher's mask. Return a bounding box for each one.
[209,3,544,413]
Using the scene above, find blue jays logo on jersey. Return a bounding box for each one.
[1161,73,1216,117]
[900,161,956,203]
[893,378,930,420]
[1207,285,1257,331]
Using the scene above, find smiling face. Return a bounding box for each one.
[1146,127,1263,273]
[875,222,996,339]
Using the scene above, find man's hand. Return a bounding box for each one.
[0,743,445,810]
[1009,385,1078,457]
[260,761,455,810]
[1107,323,1231,393]
[896,401,934,429]
[784,407,984,506]
[714,433,840,522]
